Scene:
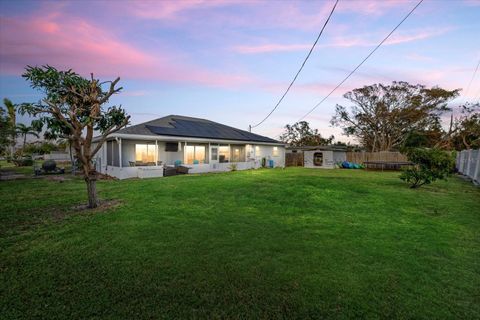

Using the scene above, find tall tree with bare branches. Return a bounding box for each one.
[331,82,460,151]
[19,66,130,208]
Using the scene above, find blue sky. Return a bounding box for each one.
[0,0,479,142]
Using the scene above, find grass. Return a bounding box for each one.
[0,168,479,319]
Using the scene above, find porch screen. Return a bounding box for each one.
[135,144,156,163]
[185,145,206,164]
[231,145,246,162]
[219,146,230,163]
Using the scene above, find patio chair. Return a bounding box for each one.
[176,165,190,174]
[163,166,177,177]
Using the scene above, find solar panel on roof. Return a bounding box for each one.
[145,118,278,143]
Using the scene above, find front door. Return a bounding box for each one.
[210,146,219,164]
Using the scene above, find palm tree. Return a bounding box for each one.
[3,98,16,155]
[16,123,39,148]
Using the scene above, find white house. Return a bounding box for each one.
[93,115,285,179]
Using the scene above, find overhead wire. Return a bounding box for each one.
[296,0,424,122]
[464,59,480,99]
[249,0,339,130]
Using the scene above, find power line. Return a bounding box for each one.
[464,59,480,99]
[249,0,339,130]
[297,0,424,122]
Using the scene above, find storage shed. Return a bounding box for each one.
[286,146,347,169]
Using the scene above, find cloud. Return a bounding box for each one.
[336,0,414,16]
[231,27,452,54]
[232,43,311,54]
[0,12,254,88]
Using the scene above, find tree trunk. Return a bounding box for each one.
[23,135,26,148]
[69,142,75,175]
[85,170,98,208]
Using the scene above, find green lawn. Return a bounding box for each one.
[1,168,479,319]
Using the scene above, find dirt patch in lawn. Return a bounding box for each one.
[70,199,123,214]
[2,199,123,237]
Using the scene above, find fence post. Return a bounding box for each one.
[459,150,465,173]
[465,150,472,177]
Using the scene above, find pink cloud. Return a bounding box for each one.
[337,0,414,16]
[232,43,311,54]
[0,13,254,88]
[232,27,451,54]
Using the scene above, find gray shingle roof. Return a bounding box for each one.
[117,115,281,144]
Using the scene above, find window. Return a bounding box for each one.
[231,145,245,162]
[165,142,178,152]
[135,144,156,163]
[314,152,323,166]
[185,145,206,164]
[219,146,230,163]
[273,146,279,157]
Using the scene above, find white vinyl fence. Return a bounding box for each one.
[456,149,480,185]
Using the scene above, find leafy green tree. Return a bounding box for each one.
[450,103,480,150]
[19,65,130,208]
[280,121,334,146]
[0,106,12,155]
[331,81,459,151]
[15,123,40,148]
[400,148,455,188]
[3,98,17,154]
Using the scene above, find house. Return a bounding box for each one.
[286,145,347,169]
[93,115,285,179]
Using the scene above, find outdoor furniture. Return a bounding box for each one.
[129,161,136,167]
[176,165,190,174]
[163,166,177,177]
[34,160,65,176]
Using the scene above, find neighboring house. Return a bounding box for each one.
[93,115,285,179]
[286,146,347,169]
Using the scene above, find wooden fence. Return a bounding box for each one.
[286,152,304,167]
[346,151,408,164]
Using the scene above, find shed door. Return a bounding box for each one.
[313,152,323,166]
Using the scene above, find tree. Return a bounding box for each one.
[399,148,455,188]
[280,121,334,146]
[450,103,480,150]
[15,123,40,148]
[0,106,12,155]
[19,66,130,208]
[3,98,17,154]
[331,81,459,151]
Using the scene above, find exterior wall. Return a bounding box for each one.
[304,150,335,169]
[95,139,285,179]
[333,151,347,164]
[253,145,285,167]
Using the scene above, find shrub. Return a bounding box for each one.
[12,155,34,167]
[228,163,238,171]
[400,148,455,188]
[21,142,63,155]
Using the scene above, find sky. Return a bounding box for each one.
[0,0,479,142]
